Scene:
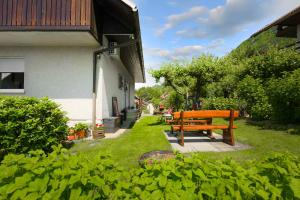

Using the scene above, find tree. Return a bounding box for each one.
[150,55,230,109]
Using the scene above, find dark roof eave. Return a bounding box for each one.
[251,5,300,38]
[133,10,145,83]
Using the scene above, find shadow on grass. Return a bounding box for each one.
[245,119,300,134]
[148,121,166,126]
[123,121,136,129]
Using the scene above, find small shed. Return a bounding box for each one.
[147,103,155,115]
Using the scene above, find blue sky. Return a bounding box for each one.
[133,0,300,88]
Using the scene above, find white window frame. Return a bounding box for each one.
[0,57,25,94]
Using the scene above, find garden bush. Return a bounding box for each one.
[0,96,68,155]
[0,147,299,199]
[267,69,300,123]
[202,97,246,113]
[237,76,272,120]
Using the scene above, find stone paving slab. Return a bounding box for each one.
[163,131,251,153]
[104,118,137,139]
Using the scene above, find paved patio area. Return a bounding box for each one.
[163,131,251,153]
[104,118,137,139]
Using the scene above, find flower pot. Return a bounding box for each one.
[75,130,86,139]
[67,135,76,140]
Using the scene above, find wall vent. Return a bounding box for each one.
[108,42,118,55]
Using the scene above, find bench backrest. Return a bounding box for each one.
[181,110,239,118]
[173,112,181,119]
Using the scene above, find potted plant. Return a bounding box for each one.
[67,127,76,140]
[74,123,89,139]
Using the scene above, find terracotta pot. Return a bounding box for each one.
[75,130,86,139]
[67,135,76,140]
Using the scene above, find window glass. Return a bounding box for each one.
[0,72,24,89]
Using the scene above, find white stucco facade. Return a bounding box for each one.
[0,43,136,123]
[95,36,135,120]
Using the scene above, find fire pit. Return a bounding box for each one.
[139,150,175,166]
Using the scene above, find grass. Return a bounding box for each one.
[71,116,171,168]
[71,116,300,168]
[199,118,300,162]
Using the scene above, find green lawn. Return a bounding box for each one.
[71,116,300,168]
[71,116,171,168]
[199,118,300,162]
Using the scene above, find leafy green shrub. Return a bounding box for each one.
[202,97,246,112]
[250,101,273,121]
[267,69,300,123]
[0,147,299,199]
[0,96,68,155]
[165,91,185,111]
[74,123,89,132]
[287,129,300,135]
[237,76,272,120]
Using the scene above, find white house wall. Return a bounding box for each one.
[96,53,135,119]
[0,46,95,121]
[0,45,136,123]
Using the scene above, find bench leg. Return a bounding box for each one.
[229,128,235,146]
[223,129,229,144]
[223,129,235,146]
[179,129,184,146]
[207,118,213,137]
[171,126,173,134]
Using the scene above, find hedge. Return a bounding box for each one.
[202,97,246,113]
[0,147,299,199]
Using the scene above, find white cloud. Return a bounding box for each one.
[156,6,207,36]
[144,40,223,60]
[144,48,170,57]
[157,0,300,38]
[176,29,206,38]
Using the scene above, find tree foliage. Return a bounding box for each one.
[229,28,296,61]
[136,85,167,107]
[150,55,231,107]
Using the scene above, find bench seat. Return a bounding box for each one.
[167,119,208,124]
[172,125,237,131]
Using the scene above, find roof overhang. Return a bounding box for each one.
[95,0,145,83]
[0,31,99,46]
[251,5,300,38]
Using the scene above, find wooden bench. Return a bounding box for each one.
[170,110,239,146]
[167,112,208,125]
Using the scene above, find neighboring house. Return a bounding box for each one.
[0,0,145,126]
[146,103,154,115]
[252,5,300,48]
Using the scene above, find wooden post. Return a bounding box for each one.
[180,111,184,146]
[228,109,235,146]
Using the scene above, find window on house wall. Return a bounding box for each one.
[118,74,123,90]
[0,58,25,93]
